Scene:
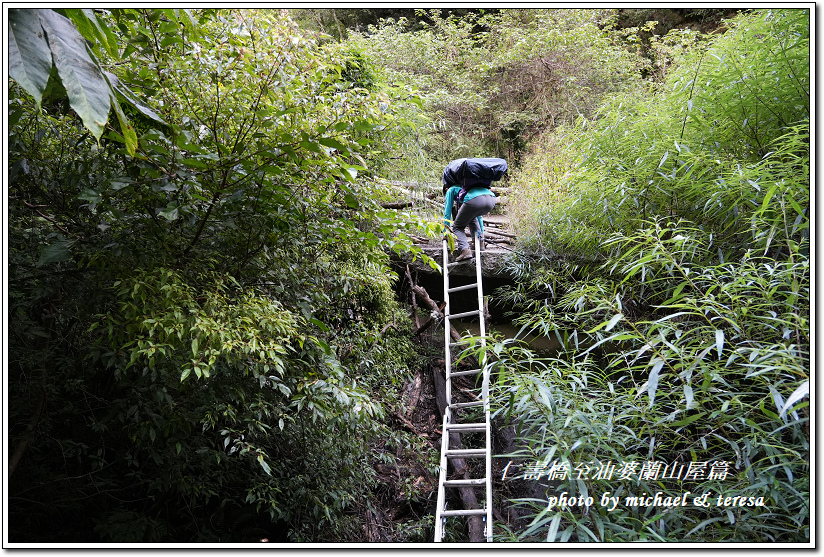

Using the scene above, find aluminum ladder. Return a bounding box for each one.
[434,234,493,542]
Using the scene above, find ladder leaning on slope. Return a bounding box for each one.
[434,233,493,542]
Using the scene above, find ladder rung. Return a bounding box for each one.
[449,368,482,377]
[445,422,487,431]
[445,449,487,458]
[449,309,480,320]
[448,283,478,293]
[450,400,485,410]
[440,508,488,517]
[444,478,487,487]
[445,426,486,433]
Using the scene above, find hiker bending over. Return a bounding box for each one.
[443,184,497,262]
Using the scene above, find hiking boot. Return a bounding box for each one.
[455,249,473,261]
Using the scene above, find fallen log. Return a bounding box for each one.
[386,184,443,211]
[381,201,413,209]
[484,235,515,246]
[410,284,461,344]
[402,370,425,420]
[484,228,517,240]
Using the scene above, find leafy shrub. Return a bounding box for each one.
[7,8,434,542]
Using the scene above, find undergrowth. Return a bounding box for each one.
[488,8,809,543]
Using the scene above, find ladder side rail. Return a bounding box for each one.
[475,234,494,542]
[442,238,452,407]
[435,237,451,542]
[434,411,450,542]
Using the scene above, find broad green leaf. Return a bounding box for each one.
[299,140,325,154]
[343,193,359,209]
[157,206,179,221]
[80,9,120,58]
[77,188,102,206]
[60,9,118,59]
[308,318,330,332]
[257,454,271,476]
[182,158,209,170]
[38,9,111,139]
[38,238,74,265]
[317,136,350,153]
[341,167,358,182]
[8,9,53,105]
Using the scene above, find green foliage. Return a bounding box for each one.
[491,8,809,543]
[9,8,165,152]
[491,219,808,542]
[8,8,434,543]
[513,9,809,261]
[345,8,643,176]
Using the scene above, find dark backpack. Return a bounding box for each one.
[442,158,508,202]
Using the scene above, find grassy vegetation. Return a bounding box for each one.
[488,8,809,542]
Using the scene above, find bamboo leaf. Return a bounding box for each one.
[648,358,663,406]
[671,412,705,427]
[779,380,808,419]
[546,514,561,542]
[605,313,624,332]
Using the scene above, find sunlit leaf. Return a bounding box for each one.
[715,329,724,359]
[779,380,808,419]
